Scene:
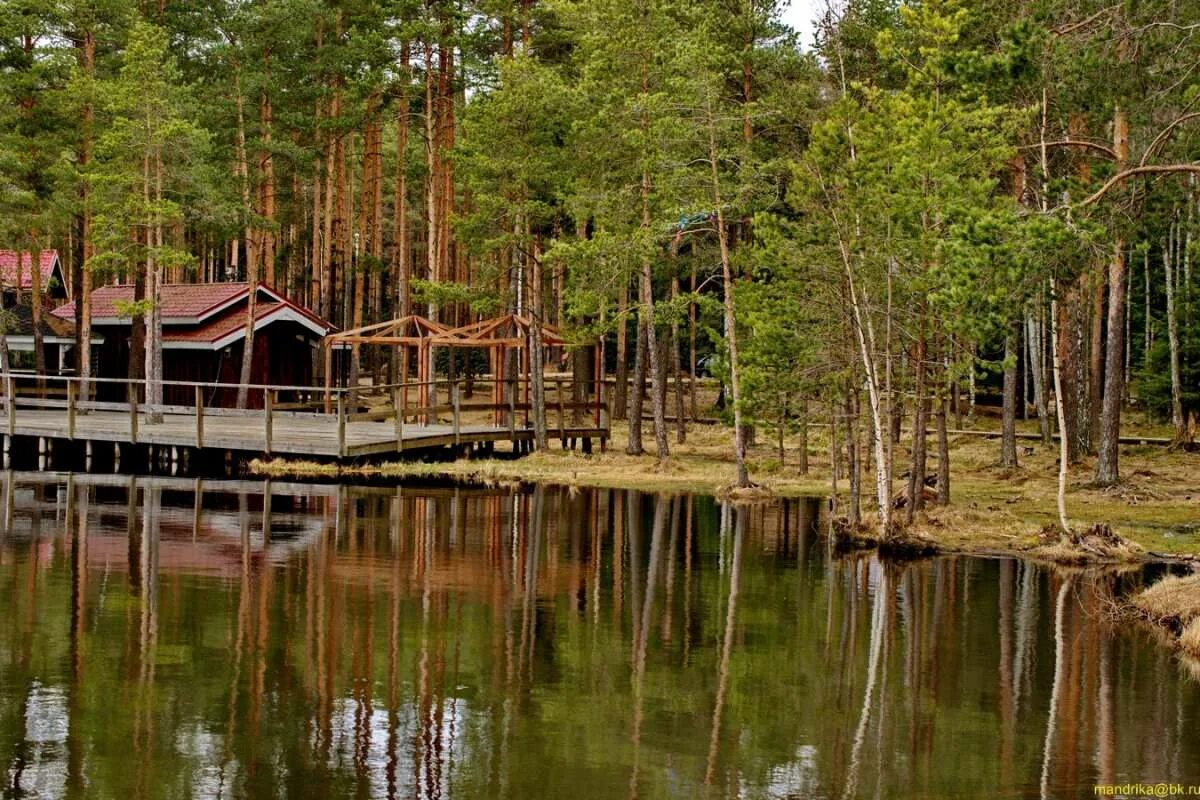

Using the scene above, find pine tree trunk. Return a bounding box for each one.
[530,238,547,450]
[1000,321,1019,469]
[642,243,670,465]
[1027,310,1050,443]
[1095,104,1129,486]
[1164,236,1186,443]
[234,69,259,410]
[627,316,646,455]
[614,279,629,420]
[705,104,744,484]
[905,314,928,525]
[936,383,950,506]
[1050,282,1071,533]
[77,28,95,403]
[394,44,412,317]
[846,386,862,526]
[28,237,46,389]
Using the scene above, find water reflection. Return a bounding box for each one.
[0,472,1196,799]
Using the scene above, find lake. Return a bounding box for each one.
[0,473,1196,798]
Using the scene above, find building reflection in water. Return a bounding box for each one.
[0,471,1196,799]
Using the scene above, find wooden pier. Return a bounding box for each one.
[0,373,609,473]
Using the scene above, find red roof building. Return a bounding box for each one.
[0,250,68,298]
[53,283,335,406]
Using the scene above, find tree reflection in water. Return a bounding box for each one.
[0,471,1195,799]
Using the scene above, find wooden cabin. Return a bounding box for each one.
[0,250,70,305]
[52,283,335,406]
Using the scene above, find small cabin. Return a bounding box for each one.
[0,250,70,306]
[52,283,335,407]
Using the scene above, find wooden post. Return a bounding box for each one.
[128,383,138,443]
[323,343,334,413]
[508,375,516,438]
[394,387,404,452]
[264,389,274,455]
[195,385,204,448]
[6,377,14,437]
[67,382,77,440]
[599,383,609,435]
[337,393,347,458]
[452,381,461,444]
[556,378,565,440]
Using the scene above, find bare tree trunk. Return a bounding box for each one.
[845,386,860,527]
[144,152,164,424]
[28,238,46,389]
[905,315,928,526]
[1095,241,1127,486]
[1001,321,1019,469]
[669,271,686,444]
[394,44,412,317]
[627,317,646,455]
[234,69,259,410]
[705,97,743,484]
[797,400,809,475]
[641,173,669,466]
[1027,309,1050,444]
[1050,283,1071,533]
[936,383,950,506]
[1164,235,1186,443]
[77,28,95,402]
[614,280,629,420]
[1095,103,1130,486]
[530,237,548,450]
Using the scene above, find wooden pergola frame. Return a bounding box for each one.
[322,315,448,411]
[430,314,605,427]
[322,313,604,427]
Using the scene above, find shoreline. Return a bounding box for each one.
[250,419,1200,564]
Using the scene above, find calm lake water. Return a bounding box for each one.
[0,473,1197,799]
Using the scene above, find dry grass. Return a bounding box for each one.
[1131,573,1200,658]
[1133,574,1200,626]
[1181,619,1200,658]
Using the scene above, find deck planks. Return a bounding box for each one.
[7,408,606,459]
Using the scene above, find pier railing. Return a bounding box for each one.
[0,372,609,458]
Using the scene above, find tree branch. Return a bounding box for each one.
[1018,140,1117,159]
[1139,111,1200,167]
[1079,164,1200,206]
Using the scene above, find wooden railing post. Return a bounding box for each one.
[452,381,461,445]
[128,383,139,444]
[556,378,565,439]
[195,385,204,448]
[507,377,516,437]
[264,389,274,455]
[599,383,609,432]
[393,387,404,451]
[67,382,76,440]
[7,377,15,436]
[337,393,347,458]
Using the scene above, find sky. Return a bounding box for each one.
[780,0,826,50]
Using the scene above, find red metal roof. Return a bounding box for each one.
[0,250,60,289]
[54,282,249,322]
[52,281,334,347]
[164,301,283,345]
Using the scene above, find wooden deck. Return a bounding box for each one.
[0,373,609,469]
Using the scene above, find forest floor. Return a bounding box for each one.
[252,414,1200,560]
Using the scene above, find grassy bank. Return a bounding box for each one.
[252,417,1200,559]
[1131,574,1200,659]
